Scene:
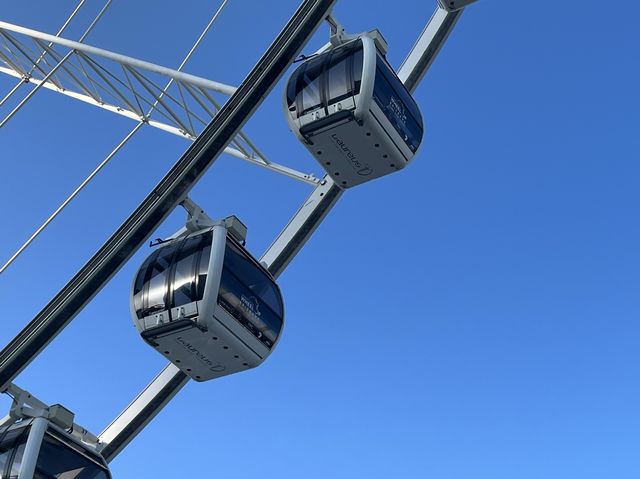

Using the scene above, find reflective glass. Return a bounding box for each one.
[133,249,160,318]
[218,240,283,348]
[34,433,109,479]
[326,45,351,104]
[373,55,423,152]
[222,241,283,316]
[0,427,28,479]
[140,241,180,318]
[171,235,203,308]
[298,56,325,117]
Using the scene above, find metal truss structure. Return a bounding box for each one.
[0,17,319,184]
[0,0,479,474]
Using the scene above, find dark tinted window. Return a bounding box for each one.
[34,433,109,479]
[298,56,325,117]
[133,249,159,317]
[0,426,29,479]
[288,41,364,119]
[222,241,283,316]
[134,240,183,319]
[171,235,204,308]
[326,45,353,104]
[373,54,423,152]
[218,240,283,348]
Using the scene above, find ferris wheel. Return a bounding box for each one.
[0,0,479,476]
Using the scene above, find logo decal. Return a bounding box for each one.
[389,96,407,126]
[240,295,261,318]
[176,336,225,372]
[330,133,373,176]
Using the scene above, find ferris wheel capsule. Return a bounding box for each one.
[284,31,424,188]
[131,223,284,382]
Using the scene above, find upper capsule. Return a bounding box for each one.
[284,32,424,188]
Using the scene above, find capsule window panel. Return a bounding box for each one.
[298,58,326,117]
[218,269,281,348]
[326,41,364,106]
[141,241,180,318]
[0,427,29,479]
[35,432,110,479]
[133,248,160,319]
[326,46,352,105]
[171,234,203,308]
[372,56,423,152]
[217,240,283,349]
[222,241,283,317]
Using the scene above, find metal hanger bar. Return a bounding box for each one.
[77,0,113,43]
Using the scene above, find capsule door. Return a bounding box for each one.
[285,38,372,139]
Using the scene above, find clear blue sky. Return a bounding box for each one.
[1,1,639,478]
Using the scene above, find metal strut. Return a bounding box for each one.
[97,0,477,461]
[0,0,479,463]
[0,0,94,108]
[0,0,312,276]
[0,15,321,184]
[0,0,337,396]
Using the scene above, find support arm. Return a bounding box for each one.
[398,1,479,94]
[96,0,477,461]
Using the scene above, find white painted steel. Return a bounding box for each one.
[437,0,479,12]
[97,364,188,459]
[0,26,319,185]
[398,7,461,93]
[0,65,318,188]
[17,416,48,479]
[98,177,343,459]
[0,48,73,129]
[0,21,237,96]
[198,224,228,329]
[16,0,470,465]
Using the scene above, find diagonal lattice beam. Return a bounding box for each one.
[0,21,320,185]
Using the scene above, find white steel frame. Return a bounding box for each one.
[0,20,319,185]
[0,0,479,474]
